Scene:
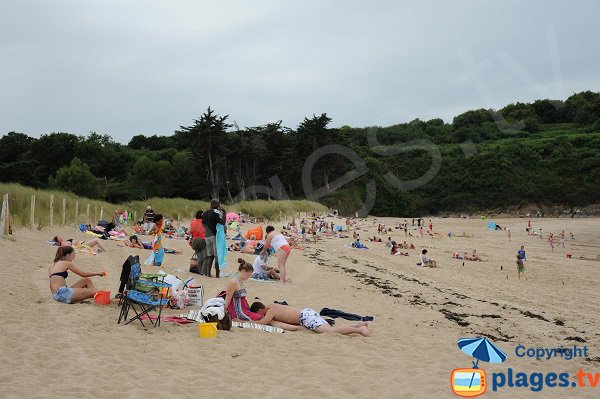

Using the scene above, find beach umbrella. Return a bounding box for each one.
[458,337,507,388]
[487,221,496,230]
[458,337,507,365]
[226,212,240,222]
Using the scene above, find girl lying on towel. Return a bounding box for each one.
[53,235,108,253]
[123,235,181,254]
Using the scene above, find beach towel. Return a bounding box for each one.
[216,223,227,269]
[231,321,284,333]
[73,244,96,255]
[319,308,374,322]
[139,314,194,325]
[250,278,276,283]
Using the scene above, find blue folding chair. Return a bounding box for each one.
[117,261,171,328]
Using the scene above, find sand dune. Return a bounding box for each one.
[1,217,599,398]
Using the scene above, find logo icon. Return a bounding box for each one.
[451,337,507,397]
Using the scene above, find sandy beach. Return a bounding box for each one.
[1,217,600,398]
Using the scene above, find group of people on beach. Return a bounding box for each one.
[46,203,372,336]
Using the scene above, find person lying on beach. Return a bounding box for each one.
[400,241,416,249]
[49,246,107,304]
[223,259,263,321]
[463,250,482,261]
[240,236,259,254]
[471,250,483,261]
[120,234,181,254]
[369,236,382,243]
[53,235,108,252]
[125,235,144,249]
[452,251,463,259]
[420,249,437,267]
[249,302,370,336]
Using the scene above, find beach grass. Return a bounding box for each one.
[0,183,328,229]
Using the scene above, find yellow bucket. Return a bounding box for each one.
[199,322,217,338]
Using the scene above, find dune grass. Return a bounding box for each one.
[0,183,328,230]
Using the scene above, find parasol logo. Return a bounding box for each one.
[451,337,508,397]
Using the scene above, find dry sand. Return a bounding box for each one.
[1,217,599,398]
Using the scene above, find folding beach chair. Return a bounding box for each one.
[117,260,171,328]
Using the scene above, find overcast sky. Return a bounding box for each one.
[1,0,599,143]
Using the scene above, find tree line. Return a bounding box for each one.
[1,91,599,216]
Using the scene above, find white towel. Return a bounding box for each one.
[201,306,225,320]
[201,297,225,311]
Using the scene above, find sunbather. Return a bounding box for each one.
[223,259,263,321]
[53,235,108,252]
[125,235,143,249]
[250,302,370,336]
[49,246,106,304]
[400,241,415,249]
[420,249,437,267]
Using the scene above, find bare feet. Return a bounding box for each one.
[358,325,371,337]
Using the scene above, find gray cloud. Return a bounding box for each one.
[1,0,599,142]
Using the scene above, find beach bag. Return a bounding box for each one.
[205,310,232,331]
[169,289,189,309]
[187,285,204,307]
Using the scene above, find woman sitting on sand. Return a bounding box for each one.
[390,242,409,256]
[53,235,108,253]
[223,259,263,321]
[49,246,107,304]
[420,249,437,267]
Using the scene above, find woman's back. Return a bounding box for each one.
[190,219,205,239]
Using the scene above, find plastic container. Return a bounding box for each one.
[94,290,111,305]
[199,322,217,338]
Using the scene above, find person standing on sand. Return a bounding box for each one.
[143,205,155,232]
[262,226,292,284]
[404,220,408,236]
[516,255,527,280]
[201,199,225,277]
[146,214,165,267]
[507,228,511,242]
[250,302,370,336]
[516,245,526,264]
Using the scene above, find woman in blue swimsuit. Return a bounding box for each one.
[49,247,107,304]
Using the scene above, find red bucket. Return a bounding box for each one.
[94,290,111,305]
